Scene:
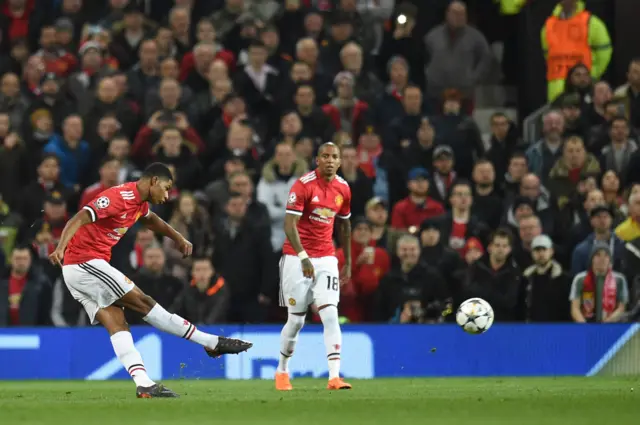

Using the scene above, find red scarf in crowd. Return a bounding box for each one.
[582,268,617,320]
[357,144,383,178]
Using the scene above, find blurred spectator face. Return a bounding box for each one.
[11,40,29,63]
[433,154,453,175]
[160,128,182,156]
[208,59,229,83]
[226,196,248,221]
[108,138,130,160]
[192,259,214,287]
[519,216,541,246]
[41,78,60,96]
[296,39,318,65]
[304,13,323,36]
[178,194,196,218]
[465,246,483,265]
[275,143,296,171]
[110,0,127,8]
[1,73,20,98]
[160,79,181,107]
[601,172,619,193]
[160,58,179,79]
[472,162,495,186]
[136,228,156,247]
[446,1,467,29]
[489,235,511,263]
[140,40,158,68]
[291,62,311,82]
[340,43,362,73]
[124,11,143,31]
[170,8,190,36]
[561,104,581,123]
[226,0,244,9]
[97,115,120,140]
[629,194,640,220]
[100,159,120,184]
[143,247,165,273]
[194,44,215,74]
[490,114,509,140]
[340,0,357,10]
[224,158,245,176]
[450,184,472,211]
[156,27,174,51]
[9,0,27,8]
[197,20,216,43]
[223,97,246,117]
[514,204,534,222]
[248,44,268,68]
[39,27,57,51]
[10,248,31,275]
[82,48,102,70]
[358,131,380,151]
[542,111,564,140]
[592,250,610,274]
[295,85,315,109]
[340,146,357,173]
[112,73,128,96]
[44,200,67,220]
[261,29,279,51]
[295,138,314,160]
[593,82,612,107]
[389,60,408,87]
[610,118,629,143]
[227,123,251,152]
[628,60,640,88]
[403,87,422,114]
[56,28,73,48]
[443,99,461,115]
[229,174,253,198]
[213,78,232,101]
[520,174,541,200]
[97,77,119,103]
[532,246,553,266]
[352,222,371,245]
[417,118,434,144]
[577,176,597,195]
[281,112,302,136]
[63,116,83,142]
[408,177,429,197]
[563,138,586,169]
[420,228,440,247]
[569,65,591,89]
[39,157,60,181]
[331,22,353,42]
[397,237,420,267]
[63,0,82,13]
[591,210,612,233]
[336,79,353,99]
[0,114,10,136]
[24,56,45,82]
[584,189,604,212]
[366,203,388,226]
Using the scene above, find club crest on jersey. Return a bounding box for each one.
[94,196,110,209]
[288,193,297,205]
[124,276,134,285]
[288,298,296,306]
[335,194,343,207]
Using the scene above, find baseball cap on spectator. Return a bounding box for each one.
[433,145,454,160]
[590,241,612,261]
[589,204,612,219]
[45,191,66,205]
[420,217,441,233]
[55,17,74,33]
[462,237,484,257]
[365,197,387,211]
[79,41,102,56]
[531,235,553,250]
[408,167,429,181]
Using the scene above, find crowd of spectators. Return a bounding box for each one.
[1,0,640,327]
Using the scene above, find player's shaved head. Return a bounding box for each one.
[142,162,173,181]
[318,142,340,155]
[140,163,174,205]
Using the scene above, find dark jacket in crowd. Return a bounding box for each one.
[126,268,184,325]
[0,266,52,326]
[170,274,230,325]
[522,261,571,322]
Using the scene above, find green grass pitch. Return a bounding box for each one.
[1,378,639,425]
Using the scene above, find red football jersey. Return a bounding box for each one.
[64,182,150,265]
[282,169,351,258]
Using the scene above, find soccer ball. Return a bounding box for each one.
[456,298,494,334]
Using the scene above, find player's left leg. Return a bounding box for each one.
[313,257,351,390]
[118,286,252,356]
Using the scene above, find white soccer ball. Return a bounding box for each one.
[456,298,494,334]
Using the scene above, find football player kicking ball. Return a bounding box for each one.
[276,142,353,391]
[49,163,252,398]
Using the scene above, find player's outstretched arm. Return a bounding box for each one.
[284,213,314,279]
[49,209,93,265]
[140,211,193,257]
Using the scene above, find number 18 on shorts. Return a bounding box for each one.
[279,255,340,313]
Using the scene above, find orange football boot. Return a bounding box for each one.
[275,372,293,391]
[327,377,352,390]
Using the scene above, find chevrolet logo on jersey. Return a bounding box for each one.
[310,207,335,224]
[113,227,129,235]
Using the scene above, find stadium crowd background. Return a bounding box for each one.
[0,0,639,327]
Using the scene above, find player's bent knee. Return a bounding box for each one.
[287,313,306,332]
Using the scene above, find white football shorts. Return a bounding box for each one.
[279,255,340,313]
[62,259,135,325]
